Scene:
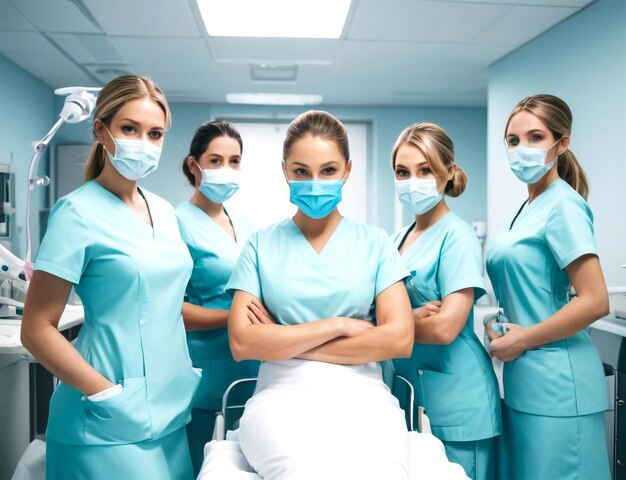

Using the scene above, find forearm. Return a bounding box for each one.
[298,323,413,365]
[413,311,458,345]
[21,325,113,396]
[182,302,229,331]
[229,317,344,362]
[523,295,609,349]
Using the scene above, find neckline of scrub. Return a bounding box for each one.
[182,200,239,244]
[399,210,453,255]
[288,215,347,257]
[91,180,155,237]
[510,179,564,229]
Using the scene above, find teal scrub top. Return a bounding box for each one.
[486,179,607,417]
[392,212,501,442]
[226,217,409,327]
[35,181,200,445]
[175,201,257,410]
[175,202,253,362]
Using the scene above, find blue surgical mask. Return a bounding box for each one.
[506,139,560,184]
[104,129,162,180]
[395,177,443,215]
[194,161,241,203]
[288,179,344,219]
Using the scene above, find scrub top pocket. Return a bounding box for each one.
[83,377,152,444]
[420,369,463,428]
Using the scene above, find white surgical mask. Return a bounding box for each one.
[194,161,241,203]
[506,139,560,184]
[395,177,443,215]
[103,127,162,180]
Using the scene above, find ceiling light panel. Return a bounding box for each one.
[198,0,351,38]
[226,93,323,105]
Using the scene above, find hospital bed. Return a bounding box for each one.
[197,373,444,480]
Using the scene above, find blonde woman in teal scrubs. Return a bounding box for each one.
[21,75,199,479]
[176,121,258,475]
[486,94,610,479]
[391,123,501,479]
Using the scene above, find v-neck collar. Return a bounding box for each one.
[289,216,346,257]
[185,201,239,244]
[93,181,155,238]
[399,211,452,255]
[510,179,563,230]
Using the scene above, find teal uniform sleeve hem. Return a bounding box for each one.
[375,273,411,298]
[441,278,486,301]
[34,259,81,284]
[225,285,262,300]
[555,246,599,271]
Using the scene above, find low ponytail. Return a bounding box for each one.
[557,150,589,200]
[84,143,107,181]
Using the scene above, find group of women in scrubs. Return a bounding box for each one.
[20,70,609,480]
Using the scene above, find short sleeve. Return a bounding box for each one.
[375,229,410,296]
[225,233,262,299]
[175,213,196,257]
[437,226,485,301]
[34,197,92,284]
[545,193,598,269]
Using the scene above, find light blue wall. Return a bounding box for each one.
[0,54,53,257]
[54,102,487,234]
[487,0,626,288]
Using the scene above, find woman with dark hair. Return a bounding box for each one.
[176,120,258,474]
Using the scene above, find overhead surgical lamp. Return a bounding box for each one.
[11,86,100,282]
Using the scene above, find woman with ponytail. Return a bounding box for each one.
[486,94,610,479]
[390,123,501,479]
[21,75,199,479]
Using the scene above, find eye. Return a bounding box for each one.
[295,168,308,176]
[121,125,136,134]
[230,158,240,166]
[419,167,432,175]
[530,134,543,142]
[149,130,163,139]
[209,158,221,165]
[395,168,409,178]
[507,137,519,147]
[322,167,336,175]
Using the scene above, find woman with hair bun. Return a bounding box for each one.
[391,123,502,479]
[486,94,610,479]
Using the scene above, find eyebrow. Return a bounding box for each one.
[507,128,545,137]
[119,118,164,130]
[395,161,429,169]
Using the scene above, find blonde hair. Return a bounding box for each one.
[84,75,171,181]
[391,123,467,197]
[505,94,588,199]
[283,110,349,163]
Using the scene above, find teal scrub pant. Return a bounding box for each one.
[499,404,610,480]
[46,426,194,480]
[444,437,497,480]
[186,408,217,476]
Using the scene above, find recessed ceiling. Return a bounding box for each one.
[0,0,595,107]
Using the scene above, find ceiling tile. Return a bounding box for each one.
[209,37,338,64]
[110,37,215,74]
[82,0,200,37]
[2,49,96,87]
[428,3,510,43]
[1,1,37,31]
[348,0,449,42]
[11,0,101,33]
[0,31,58,53]
[47,33,125,63]
[473,5,580,46]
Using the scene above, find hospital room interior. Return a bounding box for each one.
[1,0,625,479]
